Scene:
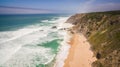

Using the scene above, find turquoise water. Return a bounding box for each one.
[0,14,67,31]
[0,14,69,67]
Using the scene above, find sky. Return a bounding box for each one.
[0,0,120,14]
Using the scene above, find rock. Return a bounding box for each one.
[70,31,74,34]
[93,49,120,67]
[66,10,120,67]
[39,30,43,31]
[92,61,103,67]
[52,26,57,29]
[110,20,119,25]
[96,52,101,59]
[59,28,67,30]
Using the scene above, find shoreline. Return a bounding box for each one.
[64,33,96,67]
[54,22,73,67]
[54,18,96,67]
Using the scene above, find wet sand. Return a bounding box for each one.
[64,33,96,67]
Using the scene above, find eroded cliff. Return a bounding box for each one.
[66,11,120,67]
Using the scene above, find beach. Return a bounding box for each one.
[64,33,96,67]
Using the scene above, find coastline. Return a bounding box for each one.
[55,10,120,67]
[54,20,96,67]
[64,33,96,67]
[54,21,73,67]
[54,16,96,67]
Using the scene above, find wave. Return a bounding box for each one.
[55,22,73,67]
[41,20,50,22]
[0,27,42,44]
[0,16,70,67]
[0,27,49,65]
[2,47,54,67]
[41,17,69,23]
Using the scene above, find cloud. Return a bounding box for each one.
[78,0,96,13]
[0,0,120,14]
[89,3,120,12]
[0,6,54,14]
[78,0,120,13]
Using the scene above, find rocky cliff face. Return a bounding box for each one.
[66,11,120,67]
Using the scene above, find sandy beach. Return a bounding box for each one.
[64,33,96,67]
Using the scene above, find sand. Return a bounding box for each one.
[64,33,96,67]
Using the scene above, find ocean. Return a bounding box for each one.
[0,14,72,67]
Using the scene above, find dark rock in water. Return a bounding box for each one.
[59,28,67,30]
[52,26,57,29]
[39,30,44,31]
[63,28,66,30]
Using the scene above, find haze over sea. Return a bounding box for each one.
[0,14,70,67]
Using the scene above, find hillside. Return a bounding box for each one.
[66,10,120,67]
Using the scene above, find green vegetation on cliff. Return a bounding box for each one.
[66,10,120,67]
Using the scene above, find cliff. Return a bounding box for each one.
[66,10,120,67]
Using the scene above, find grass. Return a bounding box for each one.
[88,13,120,58]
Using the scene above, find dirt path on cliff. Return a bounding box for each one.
[64,33,96,67]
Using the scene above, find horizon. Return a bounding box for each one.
[0,10,119,15]
[0,0,120,14]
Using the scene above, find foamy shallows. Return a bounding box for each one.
[55,23,73,67]
[0,14,71,67]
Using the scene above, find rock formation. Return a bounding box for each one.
[66,10,120,67]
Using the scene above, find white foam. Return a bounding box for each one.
[54,17,74,67]
[0,28,41,44]
[0,16,71,66]
[41,20,49,22]
[56,17,73,29]
[41,17,69,24]
[54,32,71,67]
[0,29,49,65]
[0,25,53,65]
[2,47,54,67]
